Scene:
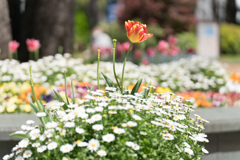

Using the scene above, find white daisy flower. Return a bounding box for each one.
[97,150,107,157]
[57,111,66,116]
[98,102,108,107]
[21,125,28,130]
[75,127,84,134]
[140,131,147,135]
[113,128,125,134]
[77,141,88,147]
[46,121,58,128]
[95,106,103,112]
[86,108,96,113]
[37,145,47,153]
[202,148,209,154]
[91,114,102,122]
[39,135,46,141]
[77,112,89,119]
[105,87,116,91]
[15,156,24,160]
[26,120,35,125]
[121,123,127,127]
[163,133,174,140]
[127,121,137,127]
[36,112,47,117]
[132,143,140,150]
[126,141,134,147]
[18,139,29,148]
[2,155,10,160]
[62,157,68,160]
[183,142,191,148]
[32,142,40,147]
[47,142,58,150]
[184,147,194,155]
[102,134,115,143]
[60,144,74,153]
[92,124,104,131]
[67,103,78,108]
[132,114,142,121]
[23,150,32,158]
[86,119,95,124]
[64,122,75,128]
[87,139,100,152]
[29,129,40,136]
[63,113,75,121]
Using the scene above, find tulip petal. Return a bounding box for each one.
[139,34,153,42]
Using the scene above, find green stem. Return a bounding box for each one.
[15,51,18,60]
[34,50,39,61]
[29,66,37,102]
[8,52,12,60]
[112,46,121,91]
[30,52,33,60]
[121,42,133,94]
[64,71,70,105]
[97,49,101,89]
[58,45,63,54]
[0,49,1,60]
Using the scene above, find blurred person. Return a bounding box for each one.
[91,27,112,59]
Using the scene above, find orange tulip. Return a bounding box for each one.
[125,20,153,43]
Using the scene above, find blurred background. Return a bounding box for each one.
[0,1,240,159]
[0,0,239,66]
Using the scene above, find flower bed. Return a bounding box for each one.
[1,53,240,113]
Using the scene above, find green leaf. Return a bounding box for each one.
[101,72,115,88]
[71,80,75,104]
[10,133,30,139]
[131,79,142,95]
[38,101,51,122]
[30,102,39,113]
[53,89,68,110]
[140,82,151,99]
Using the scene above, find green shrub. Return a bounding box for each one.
[220,23,240,55]
[176,32,197,52]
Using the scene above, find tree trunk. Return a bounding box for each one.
[226,0,237,24]
[19,0,74,62]
[0,0,12,60]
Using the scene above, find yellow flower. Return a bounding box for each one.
[6,104,17,113]
[0,105,5,113]
[20,104,32,113]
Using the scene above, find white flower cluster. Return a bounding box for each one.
[5,89,209,159]
[0,53,82,85]
[0,55,228,92]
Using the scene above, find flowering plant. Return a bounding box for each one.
[26,39,41,61]
[8,41,20,60]
[5,20,209,160]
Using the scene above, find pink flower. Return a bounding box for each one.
[8,41,19,53]
[133,49,142,60]
[121,42,133,52]
[168,35,178,45]
[26,39,41,52]
[157,40,169,55]
[141,58,149,65]
[168,46,181,56]
[146,47,155,57]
